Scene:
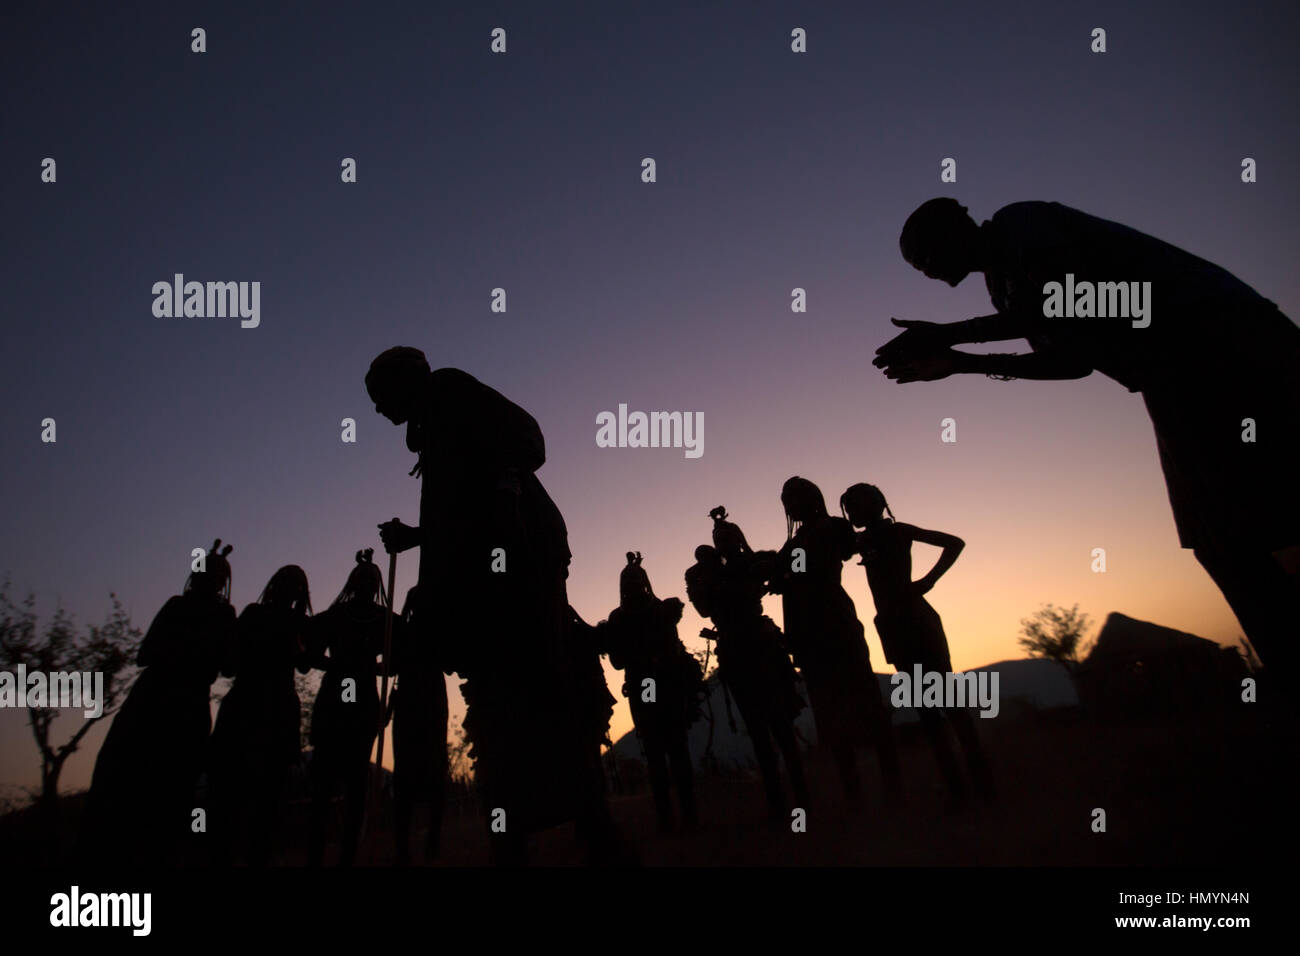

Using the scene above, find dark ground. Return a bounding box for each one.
[2,701,1291,868]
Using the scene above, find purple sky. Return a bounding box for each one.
[3,0,1297,796]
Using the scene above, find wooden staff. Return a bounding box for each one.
[366,526,398,861]
[376,534,398,781]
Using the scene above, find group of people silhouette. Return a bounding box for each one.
[77,198,1297,866]
[78,545,422,866]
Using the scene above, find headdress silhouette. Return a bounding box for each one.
[185,538,233,600]
[619,551,656,607]
[330,548,388,609]
[709,505,752,557]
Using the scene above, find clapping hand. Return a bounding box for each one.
[873,317,952,367]
[879,349,961,383]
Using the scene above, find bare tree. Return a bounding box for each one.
[446,721,474,784]
[693,633,722,773]
[0,583,142,819]
[1018,603,1094,675]
[295,671,320,750]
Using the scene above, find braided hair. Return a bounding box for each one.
[258,565,313,616]
[781,476,828,541]
[330,548,387,609]
[840,483,895,527]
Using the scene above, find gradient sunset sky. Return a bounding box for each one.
[3,0,1297,795]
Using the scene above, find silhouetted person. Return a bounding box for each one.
[566,603,620,797]
[876,198,1300,683]
[685,509,808,821]
[208,565,311,866]
[595,552,703,832]
[303,550,396,866]
[366,348,625,865]
[841,483,994,809]
[769,477,900,807]
[391,584,448,866]
[79,540,236,865]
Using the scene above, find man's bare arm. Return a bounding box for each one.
[941,314,1035,345]
[953,350,1093,380]
[875,315,1031,365]
[881,347,1093,383]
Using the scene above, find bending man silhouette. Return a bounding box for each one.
[876,198,1300,681]
[366,348,625,864]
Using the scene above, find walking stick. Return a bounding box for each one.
[366,529,398,862]
[377,542,397,773]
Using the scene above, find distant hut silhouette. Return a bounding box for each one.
[1074,613,1249,719]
